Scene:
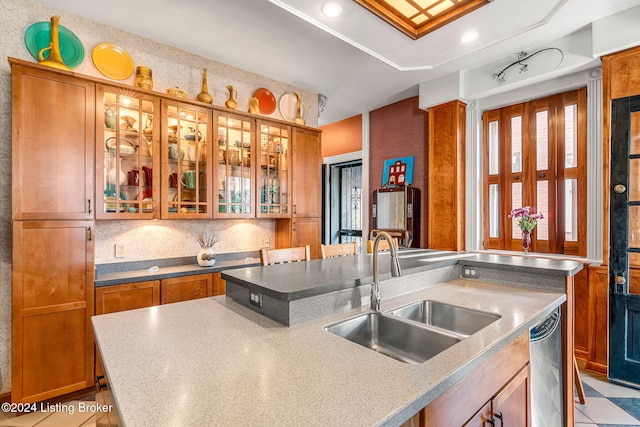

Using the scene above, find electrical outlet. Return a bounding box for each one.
[250,291,263,308]
[261,237,270,248]
[115,244,126,258]
[461,265,479,279]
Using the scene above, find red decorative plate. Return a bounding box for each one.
[253,88,276,115]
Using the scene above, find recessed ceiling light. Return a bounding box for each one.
[322,2,342,18]
[461,31,478,43]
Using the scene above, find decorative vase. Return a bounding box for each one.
[37,16,70,71]
[106,158,126,185]
[292,91,306,125]
[135,66,153,90]
[225,85,238,109]
[196,68,213,104]
[522,230,532,253]
[104,107,117,129]
[248,97,259,114]
[197,247,216,267]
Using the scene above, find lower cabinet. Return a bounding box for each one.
[276,217,322,259]
[95,280,161,379]
[12,221,95,404]
[418,332,530,426]
[213,272,227,296]
[161,274,212,304]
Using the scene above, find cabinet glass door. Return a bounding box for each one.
[162,103,212,218]
[257,121,290,218]
[214,112,255,217]
[97,88,159,219]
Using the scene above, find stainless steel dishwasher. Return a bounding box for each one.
[530,307,563,427]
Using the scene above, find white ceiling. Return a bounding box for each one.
[36,0,640,125]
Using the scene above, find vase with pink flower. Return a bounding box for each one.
[508,206,544,253]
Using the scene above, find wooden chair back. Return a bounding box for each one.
[367,238,399,253]
[320,242,358,259]
[260,245,310,265]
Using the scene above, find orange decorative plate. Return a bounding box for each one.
[253,88,276,115]
[92,42,134,80]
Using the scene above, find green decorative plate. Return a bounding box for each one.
[25,21,85,69]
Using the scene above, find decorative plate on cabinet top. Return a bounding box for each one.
[92,42,134,80]
[279,93,305,123]
[25,21,85,69]
[253,88,277,115]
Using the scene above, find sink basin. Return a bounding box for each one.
[386,300,500,337]
[324,312,461,364]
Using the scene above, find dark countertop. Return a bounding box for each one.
[95,252,261,287]
[221,249,584,301]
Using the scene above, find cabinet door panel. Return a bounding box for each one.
[493,365,530,427]
[291,128,321,217]
[95,281,160,315]
[213,272,226,296]
[12,65,95,220]
[12,220,95,403]
[292,217,321,259]
[161,274,212,304]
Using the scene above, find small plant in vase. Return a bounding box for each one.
[508,206,544,253]
[195,232,221,267]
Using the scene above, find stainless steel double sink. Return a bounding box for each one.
[324,300,501,364]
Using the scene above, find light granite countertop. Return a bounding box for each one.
[92,277,565,427]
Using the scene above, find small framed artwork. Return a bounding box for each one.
[381,156,414,187]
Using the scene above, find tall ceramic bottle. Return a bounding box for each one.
[37,16,70,71]
[196,68,213,104]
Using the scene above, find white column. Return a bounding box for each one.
[587,69,604,263]
[466,101,482,251]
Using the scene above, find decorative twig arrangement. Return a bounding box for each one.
[195,232,221,248]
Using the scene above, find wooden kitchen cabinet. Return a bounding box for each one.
[422,332,529,426]
[275,127,322,258]
[256,120,291,218]
[213,272,227,296]
[11,60,95,220]
[161,101,213,218]
[96,85,161,219]
[95,281,160,380]
[214,112,256,218]
[12,221,95,403]
[160,274,212,304]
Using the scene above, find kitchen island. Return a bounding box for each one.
[92,252,580,426]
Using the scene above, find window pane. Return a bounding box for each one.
[489,121,499,175]
[536,181,549,240]
[340,165,362,232]
[631,159,640,202]
[511,182,522,239]
[564,105,577,168]
[536,111,549,170]
[511,116,522,173]
[631,111,640,155]
[565,179,578,242]
[489,184,499,238]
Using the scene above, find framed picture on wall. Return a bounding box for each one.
[381,156,414,187]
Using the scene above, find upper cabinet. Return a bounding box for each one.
[291,127,321,218]
[214,111,255,218]
[11,63,95,220]
[256,120,291,218]
[161,102,213,218]
[96,85,160,219]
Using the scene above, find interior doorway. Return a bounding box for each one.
[323,160,363,252]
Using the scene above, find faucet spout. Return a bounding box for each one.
[371,231,402,311]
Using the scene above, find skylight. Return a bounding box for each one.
[354,0,491,39]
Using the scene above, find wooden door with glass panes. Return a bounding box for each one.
[161,102,212,218]
[256,120,291,218]
[96,86,160,219]
[213,112,255,218]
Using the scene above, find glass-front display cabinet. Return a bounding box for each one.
[96,87,160,219]
[256,120,290,218]
[213,112,255,218]
[161,102,212,218]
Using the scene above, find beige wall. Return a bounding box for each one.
[0,0,318,394]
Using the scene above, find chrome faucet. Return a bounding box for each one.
[371,231,402,311]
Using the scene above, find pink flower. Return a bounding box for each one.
[509,206,544,232]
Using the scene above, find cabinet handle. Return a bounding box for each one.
[87,226,92,241]
[486,419,495,426]
[494,412,503,427]
[293,221,296,232]
[88,199,92,214]
[293,204,297,215]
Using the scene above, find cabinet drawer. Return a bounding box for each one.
[161,274,212,304]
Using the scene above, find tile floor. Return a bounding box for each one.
[0,365,638,426]
[576,367,640,427]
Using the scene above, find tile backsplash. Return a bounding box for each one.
[95,219,274,264]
